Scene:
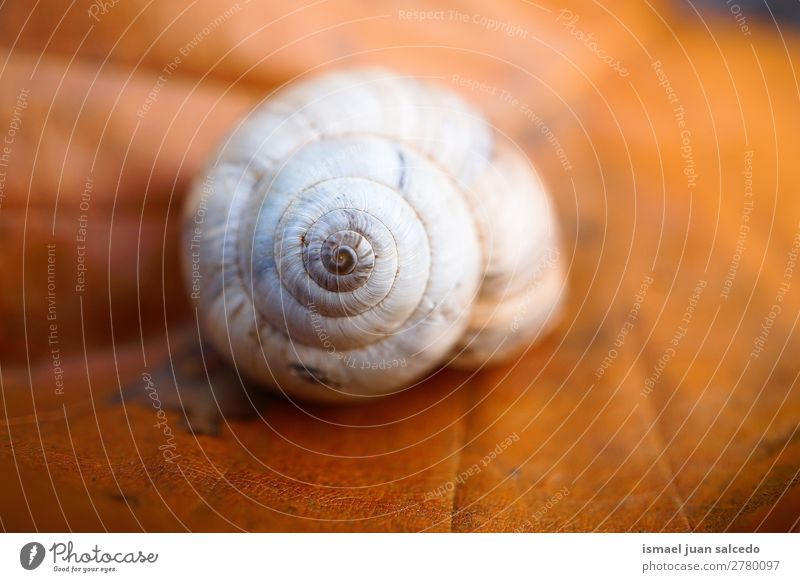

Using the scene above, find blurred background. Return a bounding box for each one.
[0,0,799,532]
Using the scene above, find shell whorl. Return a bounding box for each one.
[183,69,564,402]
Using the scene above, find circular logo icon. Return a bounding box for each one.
[20,542,46,570]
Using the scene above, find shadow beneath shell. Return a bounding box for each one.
[112,302,499,440]
[112,329,461,436]
[113,332,273,436]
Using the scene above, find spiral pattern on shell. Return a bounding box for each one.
[183,69,565,402]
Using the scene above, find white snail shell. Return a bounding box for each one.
[182,69,565,402]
